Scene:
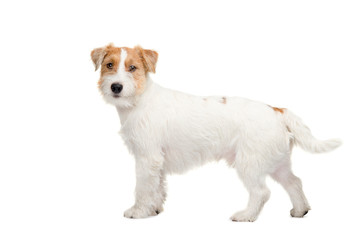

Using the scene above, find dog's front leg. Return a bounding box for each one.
[124,155,164,219]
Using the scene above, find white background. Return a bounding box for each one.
[0,0,361,239]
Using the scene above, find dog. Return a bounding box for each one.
[91,43,341,222]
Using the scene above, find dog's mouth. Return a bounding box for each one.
[113,94,120,98]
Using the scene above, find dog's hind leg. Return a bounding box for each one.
[271,161,311,217]
[230,154,271,222]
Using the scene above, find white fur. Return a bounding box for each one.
[99,51,341,222]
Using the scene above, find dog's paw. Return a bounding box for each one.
[290,208,310,218]
[230,211,257,222]
[155,205,163,215]
[124,206,157,219]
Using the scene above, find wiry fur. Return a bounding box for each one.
[91,44,342,222]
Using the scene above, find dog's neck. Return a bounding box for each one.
[116,77,155,125]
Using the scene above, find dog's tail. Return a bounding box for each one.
[282,109,342,153]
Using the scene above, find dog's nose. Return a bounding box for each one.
[111,83,123,94]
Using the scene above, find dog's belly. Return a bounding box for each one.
[161,137,238,174]
[162,148,220,174]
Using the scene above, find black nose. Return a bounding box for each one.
[111,83,123,94]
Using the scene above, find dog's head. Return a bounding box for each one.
[91,44,158,108]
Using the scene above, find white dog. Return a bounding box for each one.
[91,44,341,222]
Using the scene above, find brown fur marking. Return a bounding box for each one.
[91,44,158,94]
[273,107,284,114]
[134,46,158,73]
[268,105,285,114]
[124,47,148,93]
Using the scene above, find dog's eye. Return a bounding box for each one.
[106,63,113,69]
[129,65,137,72]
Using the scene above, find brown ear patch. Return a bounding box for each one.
[134,46,158,73]
[91,47,107,71]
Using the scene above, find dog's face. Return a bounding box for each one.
[91,44,158,108]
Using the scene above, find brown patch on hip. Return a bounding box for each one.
[268,105,285,114]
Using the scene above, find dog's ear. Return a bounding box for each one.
[91,47,107,71]
[135,46,158,73]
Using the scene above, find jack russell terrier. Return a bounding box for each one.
[91,44,341,222]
